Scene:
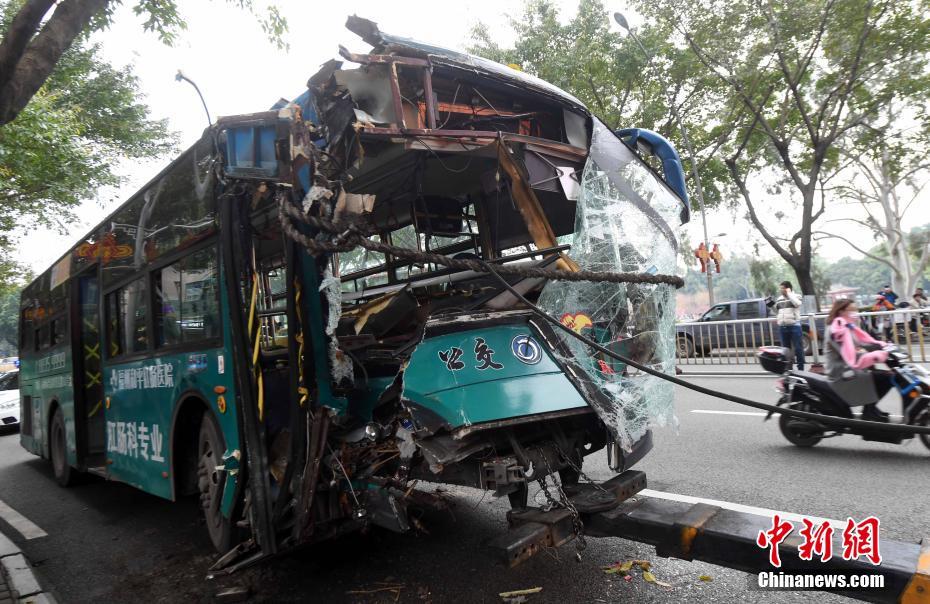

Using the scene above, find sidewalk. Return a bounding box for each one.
[0,531,55,604]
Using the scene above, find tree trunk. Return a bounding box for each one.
[0,0,55,92]
[0,0,111,126]
[794,268,816,297]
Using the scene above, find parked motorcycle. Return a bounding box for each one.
[758,345,930,450]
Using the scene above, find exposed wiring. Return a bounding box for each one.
[475,259,930,437]
[472,87,503,117]
[327,443,361,509]
[438,83,462,129]
[412,136,475,174]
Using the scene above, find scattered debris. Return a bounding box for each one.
[603,560,634,575]
[499,586,543,602]
[603,559,670,586]
[642,570,671,587]
[602,559,650,575]
[346,582,405,601]
[214,585,251,603]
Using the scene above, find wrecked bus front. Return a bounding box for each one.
[211,16,688,561]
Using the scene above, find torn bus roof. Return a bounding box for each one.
[342,15,589,114]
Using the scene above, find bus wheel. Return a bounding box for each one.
[50,409,75,487]
[197,412,234,553]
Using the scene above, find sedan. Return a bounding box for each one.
[0,370,20,431]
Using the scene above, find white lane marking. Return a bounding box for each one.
[0,498,47,540]
[640,489,848,530]
[691,409,767,417]
[691,409,904,419]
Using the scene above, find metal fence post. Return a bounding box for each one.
[808,314,820,365]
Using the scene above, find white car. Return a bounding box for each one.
[0,370,20,430]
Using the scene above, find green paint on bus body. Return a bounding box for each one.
[19,261,242,519]
[103,347,237,500]
[401,324,588,428]
[19,348,76,464]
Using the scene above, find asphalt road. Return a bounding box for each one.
[0,376,926,604]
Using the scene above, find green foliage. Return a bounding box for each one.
[0,256,31,354]
[828,256,892,293]
[468,0,732,209]
[631,0,930,295]
[0,288,18,355]
[125,0,289,50]
[749,258,791,299]
[0,39,176,245]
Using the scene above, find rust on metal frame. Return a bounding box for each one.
[388,61,405,128]
[654,502,721,561]
[496,141,579,272]
[421,69,437,129]
[338,45,430,67]
[358,128,588,159]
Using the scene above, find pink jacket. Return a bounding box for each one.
[830,317,888,369]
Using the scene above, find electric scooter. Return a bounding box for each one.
[758,345,930,450]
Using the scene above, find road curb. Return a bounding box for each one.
[0,532,57,604]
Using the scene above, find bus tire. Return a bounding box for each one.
[197,412,234,553]
[50,408,76,487]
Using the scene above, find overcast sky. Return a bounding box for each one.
[11,1,903,275]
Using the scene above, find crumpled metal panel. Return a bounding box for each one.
[344,15,588,114]
[537,119,682,451]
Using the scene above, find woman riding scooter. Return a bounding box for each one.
[825,299,893,421]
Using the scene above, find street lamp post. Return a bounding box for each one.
[175,70,212,128]
[613,12,717,305]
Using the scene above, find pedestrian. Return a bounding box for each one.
[872,294,895,339]
[771,280,805,371]
[912,287,928,308]
[911,287,929,333]
[878,284,898,305]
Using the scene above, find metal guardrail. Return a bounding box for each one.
[674,308,930,367]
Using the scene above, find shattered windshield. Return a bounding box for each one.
[537,118,683,451]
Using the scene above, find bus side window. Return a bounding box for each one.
[105,292,122,358]
[106,277,149,357]
[36,324,50,351]
[153,247,219,347]
[153,262,182,348]
[20,310,33,352]
[50,317,67,346]
[181,248,220,343]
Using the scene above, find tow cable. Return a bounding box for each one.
[478,260,930,437]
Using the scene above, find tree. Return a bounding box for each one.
[750,257,787,299]
[816,101,930,297]
[636,0,930,304]
[826,254,894,293]
[0,258,30,354]
[469,0,734,209]
[750,254,832,300]
[0,32,175,259]
[0,0,287,126]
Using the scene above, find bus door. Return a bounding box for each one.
[75,272,106,464]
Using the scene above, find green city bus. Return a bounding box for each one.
[19,17,686,565]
